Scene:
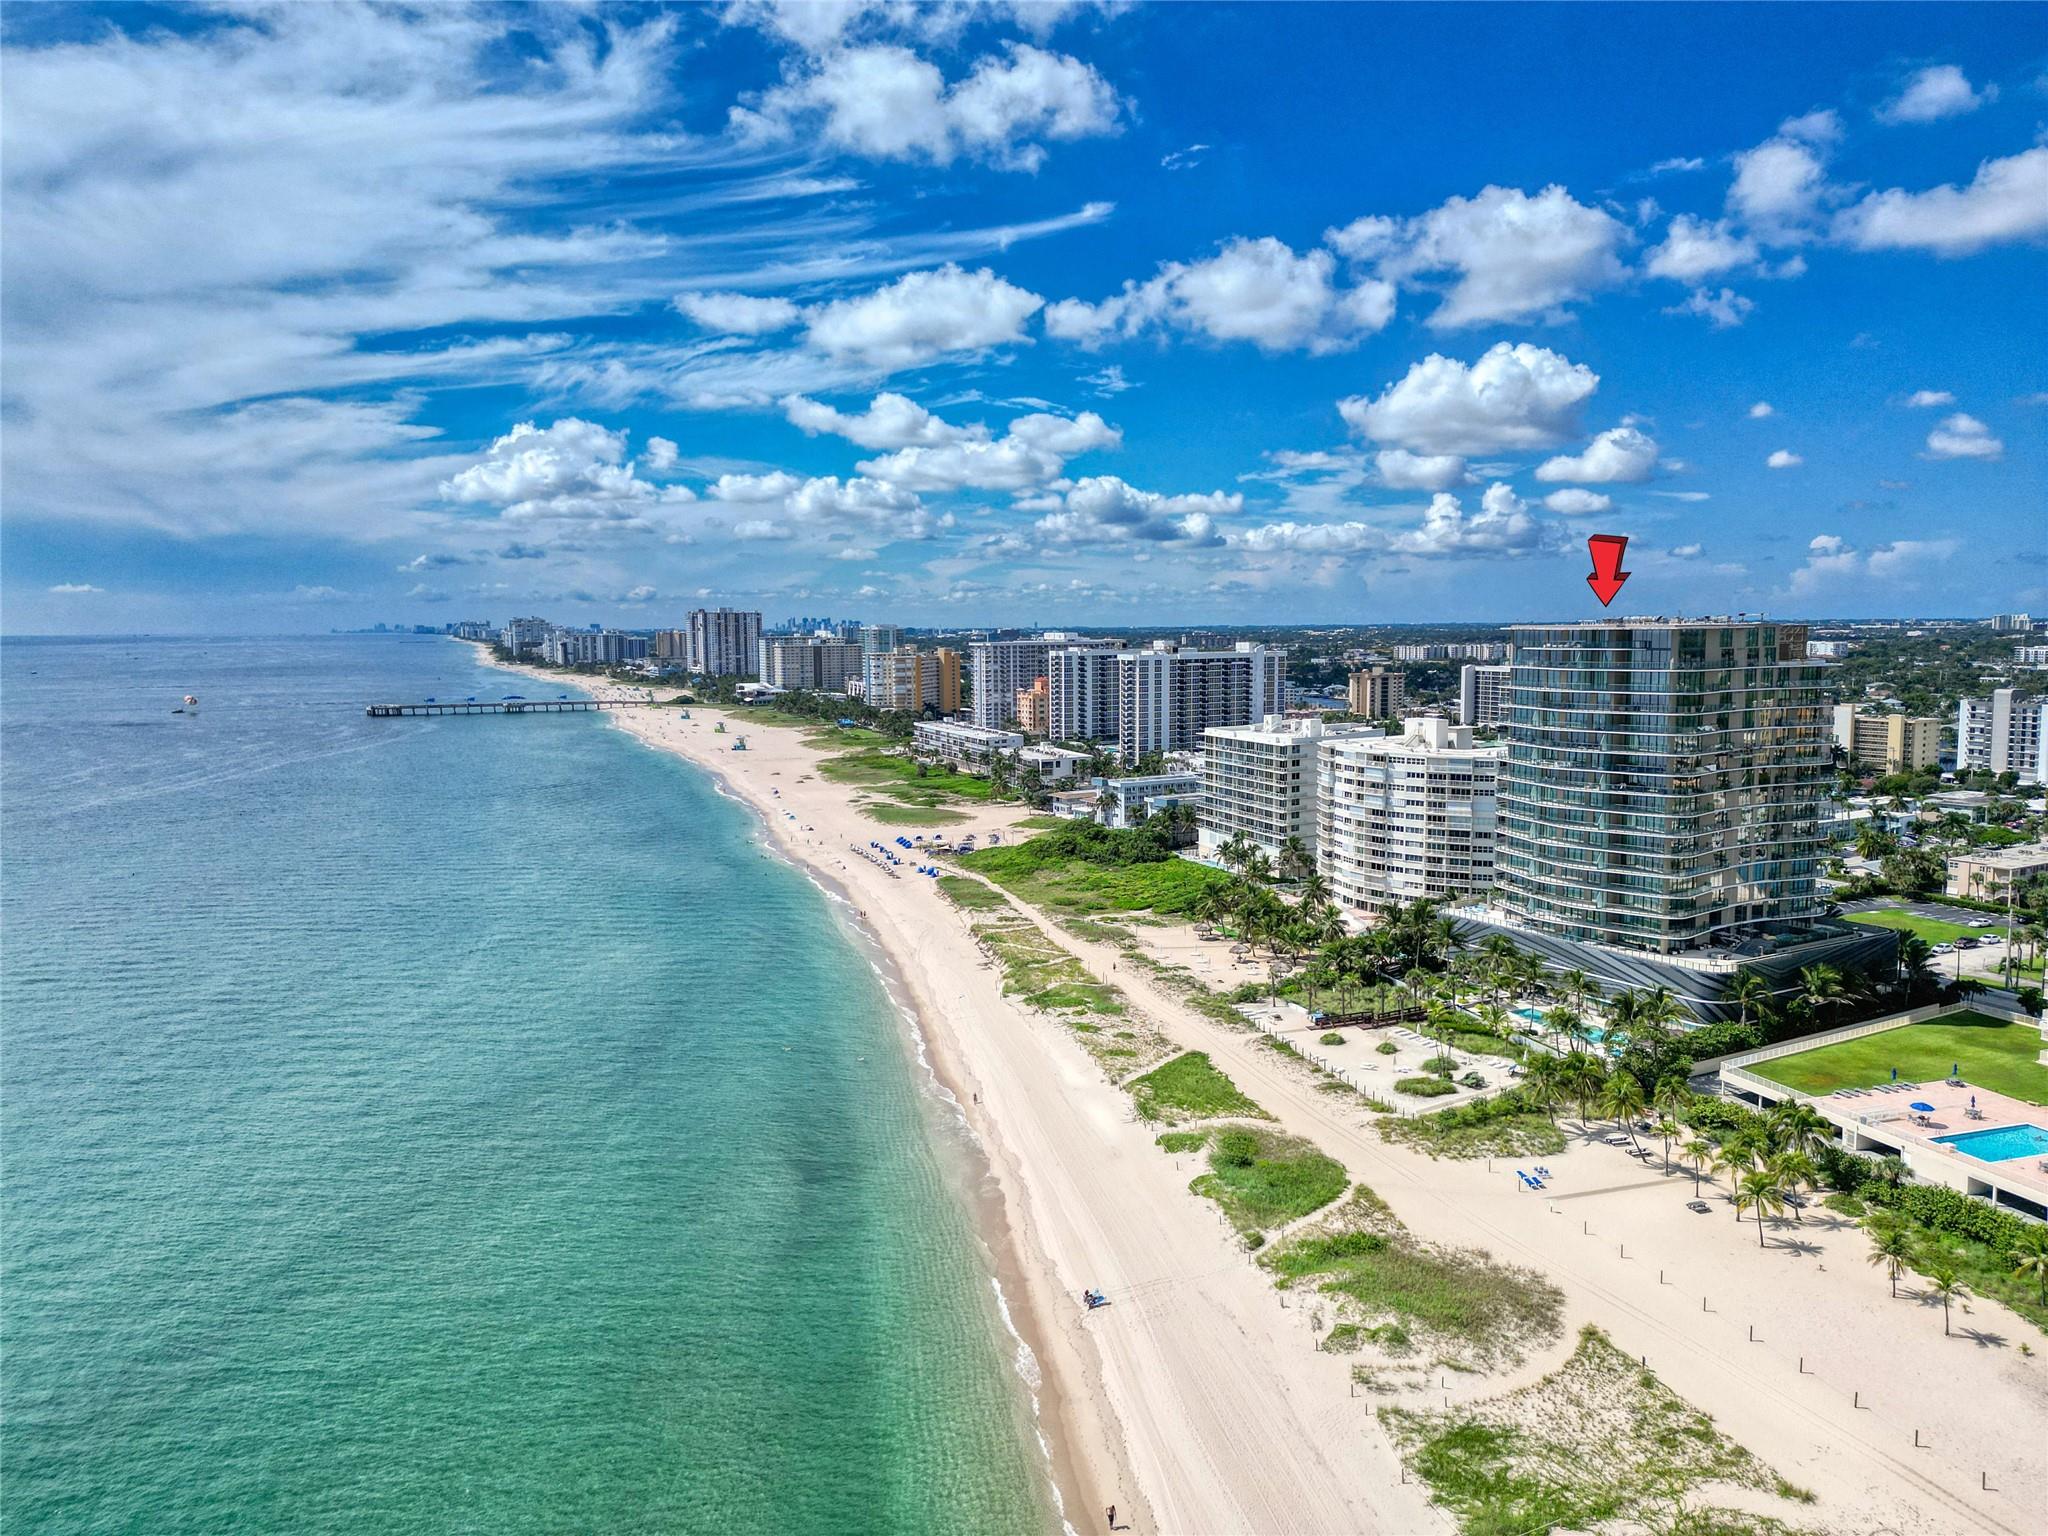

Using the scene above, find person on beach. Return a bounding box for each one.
[1106,1505,1115,1529]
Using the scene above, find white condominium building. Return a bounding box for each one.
[687,608,763,677]
[1047,644,1122,744]
[1198,715,1382,867]
[1459,663,1512,728]
[2015,645,2048,668]
[969,633,1114,729]
[912,720,1023,771]
[1120,642,1285,759]
[758,634,863,693]
[1317,717,1504,914]
[1956,688,2048,785]
[859,623,903,655]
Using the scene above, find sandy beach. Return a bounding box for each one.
[472,652,2047,1535]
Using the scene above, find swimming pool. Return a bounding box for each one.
[1933,1124,2048,1163]
[1512,1006,1547,1025]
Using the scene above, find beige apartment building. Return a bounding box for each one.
[1831,706,1943,772]
[1946,843,2048,902]
[1347,667,1405,720]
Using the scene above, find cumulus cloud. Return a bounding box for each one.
[1232,520,1386,555]
[806,264,1044,368]
[1924,412,2003,460]
[1390,483,1543,557]
[1666,286,1755,328]
[1340,343,1599,457]
[783,391,981,449]
[1790,532,1958,593]
[857,410,1119,490]
[1374,447,1468,492]
[1766,448,1804,469]
[1748,401,1775,419]
[1535,426,1659,484]
[1032,475,1238,544]
[1542,488,1613,515]
[1877,65,1993,125]
[710,469,944,539]
[1729,113,1838,237]
[1905,390,1956,408]
[674,291,803,335]
[1328,184,1628,328]
[440,419,694,532]
[1644,214,1760,282]
[730,42,1120,171]
[1045,236,1394,354]
[643,436,680,471]
[1834,147,2048,256]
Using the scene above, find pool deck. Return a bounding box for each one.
[1721,1004,2048,1220]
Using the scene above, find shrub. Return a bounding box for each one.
[1377,1040,1399,1056]
[1320,1032,1347,1046]
[1458,1071,1487,1090]
[1397,1075,1457,1098]
[1215,1128,1260,1168]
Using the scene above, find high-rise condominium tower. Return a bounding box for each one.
[1493,618,1832,954]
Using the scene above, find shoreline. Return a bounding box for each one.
[462,647,1124,1533]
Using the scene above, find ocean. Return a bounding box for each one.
[0,635,1051,1535]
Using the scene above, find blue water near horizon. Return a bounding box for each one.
[1,634,1051,1534]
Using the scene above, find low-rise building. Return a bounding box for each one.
[1318,716,1504,915]
[912,720,1023,772]
[1831,706,1944,772]
[1093,770,1201,829]
[1016,744,1085,786]
[1198,715,1382,868]
[2014,645,2048,668]
[1945,844,2048,901]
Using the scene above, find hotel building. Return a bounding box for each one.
[687,608,763,677]
[1014,677,1050,736]
[1317,717,1504,914]
[1198,714,1381,867]
[1956,688,2048,785]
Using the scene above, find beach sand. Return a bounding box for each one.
[471,655,2048,1534]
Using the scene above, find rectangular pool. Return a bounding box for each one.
[1933,1124,2048,1163]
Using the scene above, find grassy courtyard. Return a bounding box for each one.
[1843,907,1985,945]
[1752,1012,2048,1105]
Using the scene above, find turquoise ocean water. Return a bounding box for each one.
[1,635,1050,1534]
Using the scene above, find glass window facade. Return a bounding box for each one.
[1493,620,1832,954]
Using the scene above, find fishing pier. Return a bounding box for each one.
[365,699,658,718]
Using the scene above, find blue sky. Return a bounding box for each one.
[3,2,2044,634]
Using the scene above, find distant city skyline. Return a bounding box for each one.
[4,3,2044,634]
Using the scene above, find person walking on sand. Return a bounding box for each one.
[1106,1505,1115,1530]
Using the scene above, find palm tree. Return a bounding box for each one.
[1218,831,1253,875]
[1768,1151,1816,1222]
[1277,834,1311,886]
[1544,1005,1584,1055]
[1296,870,1331,917]
[1707,1143,1747,1210]
[1601,1071,1647,1151]
[1563,1053,1608,1127]
[1798,962,1849,1027]
[1636,986,1684,1034]
[1925,1263,1970,1336]
[1682,1136,1715,1197]
[1653,1073,1694,1129]
[1728,970,1774,1033]
[1242,848,1274,886]
[2010,1227,2048,1308]
[1523,1057,1566,1125]
[1734,1168,1789,1247]
[1769,1102,1831,1161]
[1646,1122,1679,1179]
[1866,1221,1915,1299]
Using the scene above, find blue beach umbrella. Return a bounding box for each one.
[1908,1102,1935,1113]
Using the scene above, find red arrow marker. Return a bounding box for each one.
[1586,534,1631,607]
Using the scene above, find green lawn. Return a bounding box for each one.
[958,843,1228,916]
[1844,908,1984,945]
[1191,1127,1348,1235]
[818,748,997,804]
[1752,1012,2048,1105]
[936,875,1008,911]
